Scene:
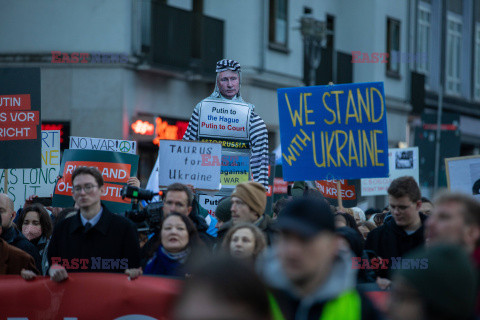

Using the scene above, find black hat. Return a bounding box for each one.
[277,197,335,238]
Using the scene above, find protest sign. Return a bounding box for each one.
[221,154,250,187]
[198,99,251,149]
[277,82,389,181]
[53,149,139,213]
[0,68,42,168]
[198,194,225,216]
[361,147,419,196]
[315,179,360,207]
[0,130,60,210]
[0,273,180,320]
[445,155,480,199]
[158,140,222,190]
[70,136,137,154]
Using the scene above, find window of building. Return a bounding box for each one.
[475,23,480,100]
[269,0,288,52]
[417,2,431,84]
[446,13,463,95]
[386,17,401,78]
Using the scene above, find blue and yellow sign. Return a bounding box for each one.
[277,82,389,181]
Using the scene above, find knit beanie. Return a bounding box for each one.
[231,182,266,217]
[395,244,477,319]
[215,197,232,222]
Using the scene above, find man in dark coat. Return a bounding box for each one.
[365,176,426,289]
[0,213,39,275]
[218,182,277,245]
[47,167,140,282]
[0,193,41,271]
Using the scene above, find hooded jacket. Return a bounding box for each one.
[365,212,427,279]
[257,247,383,320]
[183,72,269,188]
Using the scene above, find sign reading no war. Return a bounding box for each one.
[277,82,389,181]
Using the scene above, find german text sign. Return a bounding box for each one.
[0,68,42,168]
[52,149,139,213]
[0,130,60,210]
[158,140,222,190]
[277,82,389,181]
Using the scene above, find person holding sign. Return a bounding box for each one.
[183,59,269,188]
[47,167,141,281]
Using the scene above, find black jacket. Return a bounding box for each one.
[365,212,427,278]
[48,205,140,272]
[1,226,42,272]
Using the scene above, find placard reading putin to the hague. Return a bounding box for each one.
[158,140,222,190]
[0,68,42,168]
[278,82,389,181]
[53,149,139,213]
[198,99,251,149]
[0,130,60,210]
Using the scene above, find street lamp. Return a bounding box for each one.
[300,8,329,86]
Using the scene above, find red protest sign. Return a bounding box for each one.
[315,179,360,207]
[0,273,181,320]
[0,94,31,110]
[63,160,132,184]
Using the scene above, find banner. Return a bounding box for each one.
[0,130,60,210]
[0,273,180,320]
[315,179,360,207]
[445,155,480,198]
[53,149,139,213]
[158,140,222,190]
[0,68,42,168]
[277,82,389,181]
[221,154,250,187]
[198,99,251,149]
[361,147,419,196]
[70,136,137,155]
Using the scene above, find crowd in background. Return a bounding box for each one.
[1,167,479,320]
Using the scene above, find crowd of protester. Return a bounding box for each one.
[1,166,480,319]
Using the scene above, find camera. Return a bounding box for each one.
[121,185,163,232]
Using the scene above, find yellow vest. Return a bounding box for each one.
[268,289,361,320]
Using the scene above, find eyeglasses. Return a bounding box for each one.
[73,184,98,194]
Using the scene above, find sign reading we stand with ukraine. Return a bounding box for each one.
[277,82,389,181]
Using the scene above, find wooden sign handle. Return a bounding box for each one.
[3,169,8,193]
[336,180,344,210]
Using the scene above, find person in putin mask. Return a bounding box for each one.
[46,167,141,282]
[218,181,277,245]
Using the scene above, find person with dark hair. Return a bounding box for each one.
[214,196,232,229]
[373,212,387,227]
[258,197,382,320]
[174,254,272,320]
[163,183,215,248]
[272,198,289,219]
[420,196,434,216]
[365,208,380,221]
[47,167,141,282]
[0,194,41,271]
[335,212,361,234]
[389,244,477,320]
[222,223,266,265]
[357,221,377,240]
[144,212,201,277]
[0,213,39,275]
[17,203,53,275]
[365,176,426,289]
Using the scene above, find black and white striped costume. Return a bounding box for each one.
[183,60,269,188]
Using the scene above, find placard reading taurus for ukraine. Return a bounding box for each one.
[198,99,250,149]
[277,82,389,181]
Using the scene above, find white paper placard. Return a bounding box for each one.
[158,140,222,190]
[198,194,225,216]
[361,147,419,196]
[446,155,480,198]
[70,136,136,155]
